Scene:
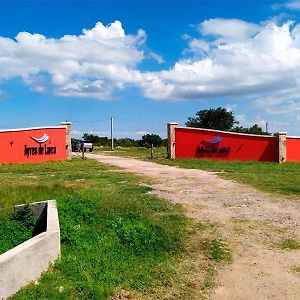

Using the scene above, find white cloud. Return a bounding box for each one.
[184,38,210,56]
[199,18,261,41]
[149,51,164,64]
[0,21,145,99]
[55,79,114,100]
[72,129,84,137]
[265,13,291,25]
[254,117,267,128]
[135,130,149,135]
[139,19,300,116]
[87,130,111,136]
[3,17,300,120]
[235,114,246,124]
[286,0,300,10]
[225,104,237,112]
[233,114,271,130]
[273,0,300,11]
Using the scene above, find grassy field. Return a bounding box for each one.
[0,158,225,299]
[93,146,167,159]
[95,147,300,197]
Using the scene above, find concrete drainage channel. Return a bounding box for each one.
[0,200,60,299]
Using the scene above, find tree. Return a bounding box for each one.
[186,107,270,135]
[82,133,110,146]
[186,107,237,131]
[116,138,138,147]
[139,134,163,148]
[232,124,270,135]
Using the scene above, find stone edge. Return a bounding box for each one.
[0,200,60,299]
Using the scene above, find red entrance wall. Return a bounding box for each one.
[286,137,300,162]
[0,127,67,164]
[175,127,277,161]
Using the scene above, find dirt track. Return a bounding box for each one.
[86,153,300,300]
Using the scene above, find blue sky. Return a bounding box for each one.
[1,0,300,138]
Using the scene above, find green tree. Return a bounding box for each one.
[248,124,269,135]
[139,134,163,148]
[232,124,270,135]
[116,138,138,147]
[82,133,110,146]
[186,107,237,131]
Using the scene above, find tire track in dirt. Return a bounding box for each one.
[86,153,300,300]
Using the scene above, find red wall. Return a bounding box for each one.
[286,137,300,162]
[175,127,277,162]
[0,127,67,164]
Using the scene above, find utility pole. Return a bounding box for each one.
[266,122,268,133]
[111,117,114,150]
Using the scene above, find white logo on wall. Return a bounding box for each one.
[30,133,49,143]
[25,133,56,158]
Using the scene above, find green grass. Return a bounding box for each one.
[0,158,223,299]
[0,204,37,255]
[278,239,300,250]
[94,146,167,159]
[204,239,232,263]
[0,219,33,255]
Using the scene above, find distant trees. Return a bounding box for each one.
[117,138,138,147]
[232,124,269,135]
[82,133,110,146]
[138,134,163,148]
[79,133,164,148]
[186,107,269,135]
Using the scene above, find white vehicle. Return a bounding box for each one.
[82,141,93,152]
[73,141,93,152]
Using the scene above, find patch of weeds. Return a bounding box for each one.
[292,265,300,275]
[12,204,37,231]
[133,220,223,300]
[232,218,249,235]
[205,239,232,263]
[0,205,36,254]
[0,220,33,255]
[112,213,180,256]
[278,238,300,250]
[0,204,36,255]
[201,264,217,297]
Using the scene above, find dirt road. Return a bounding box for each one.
[86,153,300,300]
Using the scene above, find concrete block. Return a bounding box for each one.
[0,200,60,299]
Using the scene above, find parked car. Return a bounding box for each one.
[72,141,93,152]
[82,141,93,152]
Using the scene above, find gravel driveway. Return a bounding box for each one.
[86,153,300,300]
